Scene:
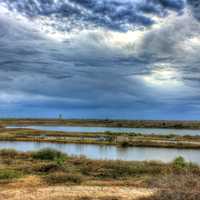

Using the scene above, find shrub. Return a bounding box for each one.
[0,169,21,180]
[33,162,61,173]
[0,149,18,158]
[45,172,83,185]
[172,156,187,170]
[79,160,165,179]
[31,148,66,161]
[99,197,120,200]
[55,156,66,167]
[120,141,130,147]
[1,158,13,165]
[144,191,200,200]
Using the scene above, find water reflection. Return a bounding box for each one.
[8,125,200,136]
[0,141,200,164]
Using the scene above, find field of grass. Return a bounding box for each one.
[0,149,199,200]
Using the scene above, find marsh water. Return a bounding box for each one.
[0,141,200,164]
[8,125,200,136]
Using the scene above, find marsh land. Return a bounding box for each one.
[1,119,200,199]
[2,118,200,129]
[1,126,200,149]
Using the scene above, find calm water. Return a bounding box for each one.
[0,141,200,164]
[8,125,200,136]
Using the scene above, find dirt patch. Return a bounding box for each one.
[0,184,155,200]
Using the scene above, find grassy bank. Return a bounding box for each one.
[1,118,200,129]
[1,128,200,149]
[0,149,200,200]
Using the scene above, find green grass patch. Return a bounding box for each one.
[0,169,21,180]
[31,148,66,161]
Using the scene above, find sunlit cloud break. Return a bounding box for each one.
[0,0,200,119]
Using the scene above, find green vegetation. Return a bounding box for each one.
[32,148,66,161]
[0,169,21,180]
[172,156,187,170]
[0,148,199,185]
[119,141,130,147]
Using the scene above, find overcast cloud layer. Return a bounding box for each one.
[0,0,200,119]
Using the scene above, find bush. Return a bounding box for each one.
[144,191,200,200]
[0,169,21,180]
[31,148,66,161]
[0,149,18,158]
[172,156,187,170]
[33,162,61,173]
[78,160,165,179]
[45,172,83,185]
[99,197,120,200]
[55,156,66,167]
[120,141,130,147]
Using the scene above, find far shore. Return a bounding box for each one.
[2,118,200,129]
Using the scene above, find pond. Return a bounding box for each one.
[0,141,200,164]
[7,125,200,136]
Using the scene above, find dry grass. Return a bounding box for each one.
[1,174,200,200]
[0,179,155,200]
[138,173,200,200]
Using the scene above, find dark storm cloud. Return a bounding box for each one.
[0,0,200,119]
[0,0,186,32]
[157,0,185,10]
[188,0,200,21]
[0,17,158,115]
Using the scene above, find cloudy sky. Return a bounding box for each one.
[0,0,200,119]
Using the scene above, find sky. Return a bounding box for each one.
[0,0,200,120]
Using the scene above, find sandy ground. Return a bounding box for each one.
[0,176,155,200]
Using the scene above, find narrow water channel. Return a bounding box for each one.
[7,125,200,136]
[0,141,200,164]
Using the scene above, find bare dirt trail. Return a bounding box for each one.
[0,186,155,200]
[0,176,155,200]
